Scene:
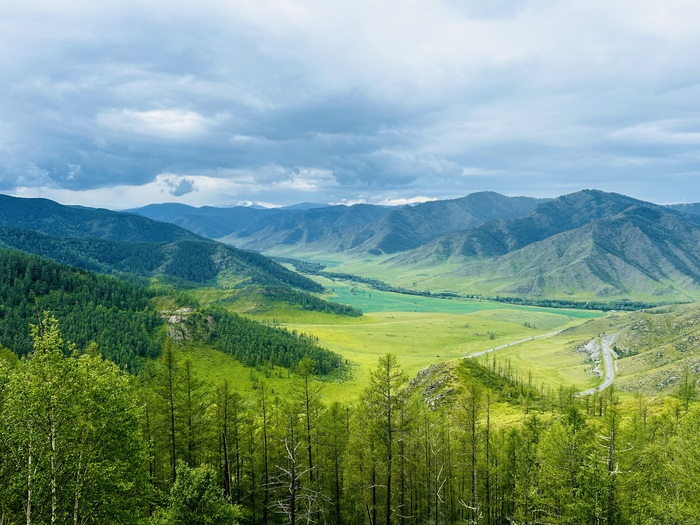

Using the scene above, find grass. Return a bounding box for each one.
[247,285,605,401]
[469,333,601,393]
[178,342,300,402]
[322,282,601,318]
[176,278,610,404]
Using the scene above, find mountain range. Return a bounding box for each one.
[133,192,547,255]
[0,194,321,293]
[131,190,700,300]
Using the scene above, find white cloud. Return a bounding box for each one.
[610,119,700,145]
[379,196,438,206]
[96,109,209,139]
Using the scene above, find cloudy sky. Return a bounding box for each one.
[1,0,699,209]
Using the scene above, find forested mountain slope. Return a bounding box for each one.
[0,194,198,242]
[0,249,343,372]
[0,249,162,368]
[0,193,334,299]
[0,225,323,291]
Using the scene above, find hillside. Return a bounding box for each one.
[397,190,658,261]
[0,193,335,291]
[435,205,700,300]
[0,194,198,242]
[128,202,270,238]
[342,192,546,254]
[224,203,391,252]
[0,248,163,368]
[0,225,323,291]
[556,302,700,395]
[133,191,544,255]
[612,303,700,393]
[0,248,343,372]
[383,190,700,301]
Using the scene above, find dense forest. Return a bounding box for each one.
[1,324,699,524]
[182,306,346,375]
[0,249,162,369]
[0,249,342,374]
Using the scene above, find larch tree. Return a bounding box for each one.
[362,354,406,525]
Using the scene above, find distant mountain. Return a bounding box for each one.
[667,202,700,217]
[0,194,197,242]
[230,204,391,253]
[280,202,331,210]
[349,192,547,254]
[0,194,322,292]
[128,203,270,238]
[133,192,545,255]
[393,190,700,299]
[397,190,668,261]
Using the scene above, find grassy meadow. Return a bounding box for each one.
[183,278,609,404]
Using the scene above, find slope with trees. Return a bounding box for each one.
[3,311,700,524]
[0,249,344,373]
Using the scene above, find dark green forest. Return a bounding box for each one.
[0,228,323,291]
[0,249,162,369]
[0,250,341,373]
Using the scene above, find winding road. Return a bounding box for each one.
[465,330,619,396]
[465,329,565,359]
[575,334,617,397]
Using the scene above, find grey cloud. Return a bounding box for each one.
[164,177,197,197]
[1,0,700,206]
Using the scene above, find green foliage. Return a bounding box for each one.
[487,294,667,312]
[0,193,197,242]
[262,286,362,317]
[0,314,148,524]
[0,228,323,291]
[0,249,162,369]
[151,461,241,525]
[459,358,544,408]
[185,307,346,376]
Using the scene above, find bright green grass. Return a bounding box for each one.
[324,283,602,319]
[179,282,607,404]
[278,306,601,402]
[178,342,301,402]
[470,334,601,393]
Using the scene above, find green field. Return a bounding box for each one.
[266,285,604,401]
[185,279,610,403]
[325,282,600,318]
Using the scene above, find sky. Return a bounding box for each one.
[1,0,699,209]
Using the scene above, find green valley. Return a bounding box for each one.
[2,191,700,524]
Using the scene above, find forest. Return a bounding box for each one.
[0,249,343,374]
[1,318,699,524]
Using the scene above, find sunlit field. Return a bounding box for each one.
[193,283,607,402]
